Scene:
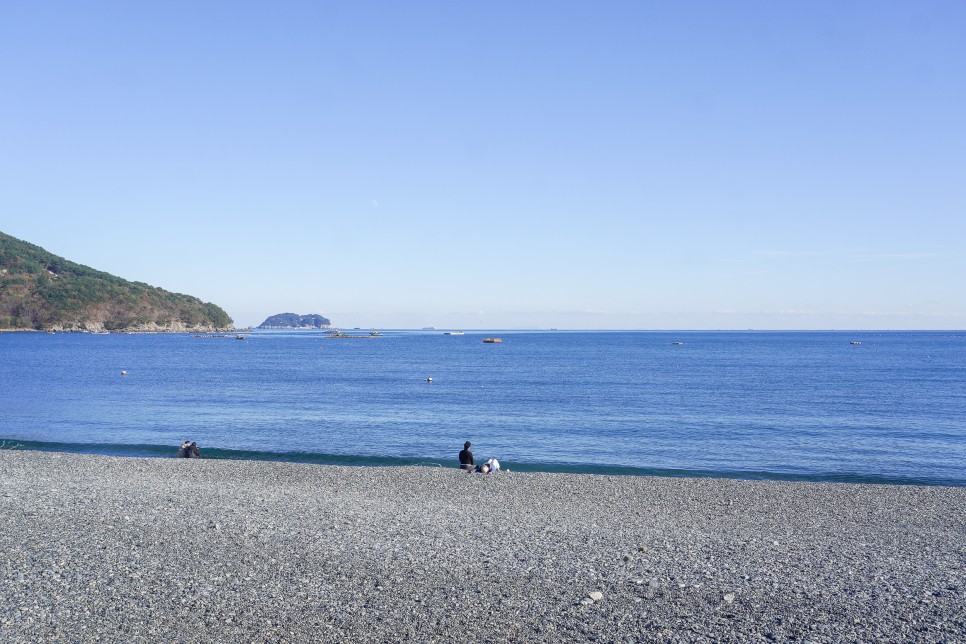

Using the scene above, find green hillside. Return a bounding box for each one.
[0,231,233,332]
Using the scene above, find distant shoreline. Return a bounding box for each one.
[0,328,242,334]
[5,327,966,333]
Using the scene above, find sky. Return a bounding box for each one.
[1,1,963,330]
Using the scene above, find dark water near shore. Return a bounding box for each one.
[1,330,964,485]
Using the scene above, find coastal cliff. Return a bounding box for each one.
[0,231,233,332]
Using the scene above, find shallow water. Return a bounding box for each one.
[1,330,964,485]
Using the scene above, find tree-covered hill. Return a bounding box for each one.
[258,313,331,329]
[0,231,233,332]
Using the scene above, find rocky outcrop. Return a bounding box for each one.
[258,313,331,329]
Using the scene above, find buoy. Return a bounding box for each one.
[120,370,127,375]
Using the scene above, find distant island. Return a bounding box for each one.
[0,231,233,332]
[258,313,332,329]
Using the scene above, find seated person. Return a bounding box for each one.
[458,441,474,470]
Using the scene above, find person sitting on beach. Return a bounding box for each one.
[178,441,190,458]
[188,442,200,458]
[458,441,474,470]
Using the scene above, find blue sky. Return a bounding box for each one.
[1,1,963,329]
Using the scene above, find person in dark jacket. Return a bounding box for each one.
[188,442,200,458]
[458,441,474,470]
[178,440,190,458]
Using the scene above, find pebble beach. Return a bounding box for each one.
[1,451,964,643]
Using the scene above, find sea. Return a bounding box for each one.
[1,330,964,486]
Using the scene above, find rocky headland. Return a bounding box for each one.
[0,231,233,332]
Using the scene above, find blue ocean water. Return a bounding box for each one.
[1,330,964,486]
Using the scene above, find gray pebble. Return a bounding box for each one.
[1,450,964,642]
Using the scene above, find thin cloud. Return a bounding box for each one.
[849,252,940,262]
[557,309,614,316]
[755,250,828,257]
[757,308,960,319]
[754,249,943,262]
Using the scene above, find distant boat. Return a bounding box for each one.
[483,338,502,343]
[236,335,246,340]
[850,341,861,345]
[369,331,382,337]
[672,341,685,345]
[422,327,436,330]
[444,330,464,335]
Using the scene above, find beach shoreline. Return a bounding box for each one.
[4,438,962,487]
[1,450,964,642]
